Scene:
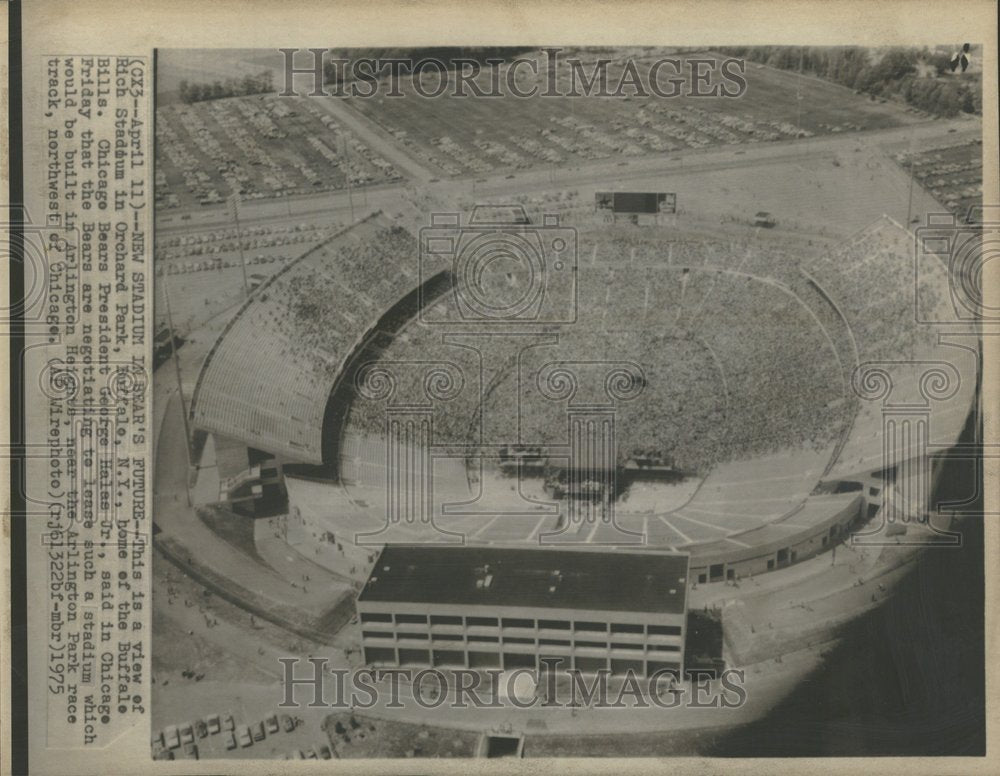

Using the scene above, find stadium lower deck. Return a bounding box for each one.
[181,127,978,589]
[293,433,853,550]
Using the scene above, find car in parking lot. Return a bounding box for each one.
[206,714,221,735]
[223,715,235,732]
[179,724,195,745]
[318,745,333,759]
[281,715,295,733]
[252,721,266,742]
[266,715,279,734]
[163,726,180,750]
[238,726,253,748]
[195,720,208,739]
[224,732,237,751]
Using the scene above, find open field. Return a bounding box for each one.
[346,51,922,179]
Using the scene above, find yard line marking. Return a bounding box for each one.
[657,515,692,544]
[527,514,550,542]
[469,513,505,539]
[684,506,781,519]
[672,512,735,532]
[584,518,604,543]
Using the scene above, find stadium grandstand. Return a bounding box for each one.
[189,209,977,588]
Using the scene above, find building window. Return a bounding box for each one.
[574,621,606,633]
[539,619,571,630]
[611,623,644,634]
[575,656,607,674]
[726,568,735,581]
[469,635,499,643]
[361,630,393,640]
[647,625,681,636]
[610,658,644,676]
[502,618,534,629]
[647,661,680,676]
[398,648,430,666]
[360,613,392,623]
[466,616,498,627]
[648,644,680,652]
[430,615,462,626]
[504,636,534,645]
[468,651,501,669]
[698,573,707,584]
[610,642,642,651]
[539,638,570,647]
[504,653,535,669]
[709,563,724,582]
[575,640,606,649]
[395,613,428,624]
[432,650,464,667]
[767,559,775,570]
[363,646,395,665]
[398,631,428,641]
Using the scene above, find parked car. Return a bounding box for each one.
[252,721,266,742]
[163,726,180,750]
[206,714,221,735]
[224,732,237,750]
[281,715,295,733]
[179,724,194,746]
[223,715,235,732]
[238,726,253,748]
[265,715,279,734]
[195,720,208,739]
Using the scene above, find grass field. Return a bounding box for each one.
[346,50,920,178]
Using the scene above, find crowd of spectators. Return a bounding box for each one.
[343,219,940,475]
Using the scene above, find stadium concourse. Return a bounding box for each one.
[182,203,976,591]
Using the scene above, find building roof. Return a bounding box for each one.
[358,545,689,615]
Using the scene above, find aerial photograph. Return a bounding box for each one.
[148,45,985,760]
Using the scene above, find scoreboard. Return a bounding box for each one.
[595,191,676,215]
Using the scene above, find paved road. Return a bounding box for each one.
[156,114,979,236]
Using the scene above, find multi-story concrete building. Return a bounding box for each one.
[356,546,690,678]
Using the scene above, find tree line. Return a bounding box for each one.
[719,46,981,118]
[177,70,275,104]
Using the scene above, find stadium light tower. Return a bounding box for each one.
[341,131,356,221]
[228,193,250,298]
[162,275,194,506]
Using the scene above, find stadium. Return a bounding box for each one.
[150,46,984,757]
